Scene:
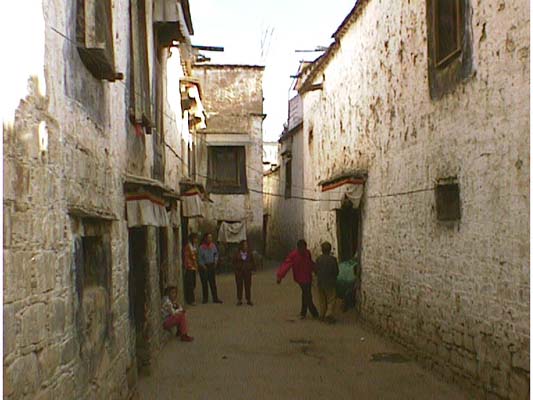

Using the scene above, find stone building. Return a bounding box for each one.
[191,64,265,258]
[3,0,204,398]
[263,95,306,259]
[267,1,529,398]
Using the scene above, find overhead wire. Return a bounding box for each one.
[46,23,436,202]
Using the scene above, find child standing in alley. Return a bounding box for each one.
[233,239,256,306]
[314,242,339,324]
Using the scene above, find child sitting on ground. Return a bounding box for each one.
[161,286,194,342]
[314,242,339,324]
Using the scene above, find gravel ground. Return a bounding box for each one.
[137,262,470,400]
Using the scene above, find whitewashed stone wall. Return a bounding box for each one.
[300,1,529,398]
[263,129,306,260]
[3,1,190,398]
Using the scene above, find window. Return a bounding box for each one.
[285,159,292,199]
[72,218,112,376]
[152,41,165,180]
[187,143,197,178]
[129,0,152,127]
[435,182,461,221]
[435,0,462,67]
[426,0,473,99]
[76,0,120,81]
[207,146,247,194]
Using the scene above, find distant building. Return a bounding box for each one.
[262,141,279,171]
[192,64,265,256]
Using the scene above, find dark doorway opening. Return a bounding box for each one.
[156,227,169,298]
[336,201,360,262]
[128,227,149,374]
[336,201,362,310]
[262,214,269,255]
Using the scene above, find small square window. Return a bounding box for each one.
[435,183,461,221]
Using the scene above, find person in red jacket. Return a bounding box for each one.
[277,239,319,319]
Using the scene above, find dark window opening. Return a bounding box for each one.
[207,146,248,194]
[76,0,118,81]
[426,0,473,100]
[435,182,461,221]
[152,32,165,181]
[284,159,292,199]
[434,0,462,67]
[129,0,152,127]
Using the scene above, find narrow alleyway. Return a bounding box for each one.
[137,263,470,400]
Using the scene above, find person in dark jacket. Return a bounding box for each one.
[233,240,256,306]
[314,241,339,323]
[198,233,223,304]
[277,239,319,319]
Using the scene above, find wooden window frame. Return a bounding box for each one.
[207,146,248,194]
[76,0,120,81]
[426,0,473,100]
[434,0,463,68]
[129,0,153,128]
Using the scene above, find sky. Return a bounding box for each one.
[188,0,355,141]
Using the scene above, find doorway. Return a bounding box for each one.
[336,201,362,310]
[262,214,269,255]
[336,201,360,262]
[128,227,149,373]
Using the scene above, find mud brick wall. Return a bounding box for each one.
[300,1,529,398]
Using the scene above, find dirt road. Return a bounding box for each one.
[137,263,470,400]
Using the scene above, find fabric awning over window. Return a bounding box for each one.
[218,221,247,243]
[319,177,365,212]
[126,193,169,227]
[181,187,204,218]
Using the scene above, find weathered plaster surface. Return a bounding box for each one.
[3,1,189,398]
[298,1,529,398]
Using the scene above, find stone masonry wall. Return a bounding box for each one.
[300,1,529,398]
[263,129,306,260]
[3,1,189,398]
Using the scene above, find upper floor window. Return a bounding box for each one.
[207,146,248,194]
[76,0,120,81]
[129,0,152,128]
[427,0,473,99]
[434,0,462,67]
[284,159,292,199]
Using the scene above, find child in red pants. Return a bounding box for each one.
[161,286,194,342]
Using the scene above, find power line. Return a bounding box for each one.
[45,24,437,203]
